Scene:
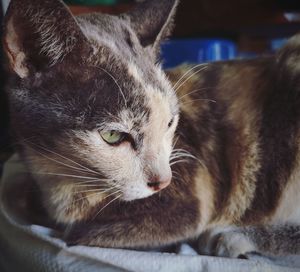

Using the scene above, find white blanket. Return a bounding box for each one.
[1,155,300,272]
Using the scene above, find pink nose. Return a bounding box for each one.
[147,175,171,192]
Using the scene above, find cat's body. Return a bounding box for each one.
[3,0,300,257]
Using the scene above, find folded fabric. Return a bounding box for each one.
[1,155,299,272]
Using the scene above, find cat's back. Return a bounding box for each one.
[167,55,300,226]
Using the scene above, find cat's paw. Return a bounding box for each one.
[198,227,256,258]
[212,230,256,258]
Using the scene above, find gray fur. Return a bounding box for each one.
[198,225,300,257]
[4,0,300,259]
[4,0,179,223]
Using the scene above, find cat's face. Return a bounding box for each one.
[4,0,179,222]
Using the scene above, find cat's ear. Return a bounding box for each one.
[3,0,90,78]
[123,0,179,55]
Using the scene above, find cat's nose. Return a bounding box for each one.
[147,175,171,192]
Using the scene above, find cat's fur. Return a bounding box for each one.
[3,0,300,257]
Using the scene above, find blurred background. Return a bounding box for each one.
[1,0,300,171]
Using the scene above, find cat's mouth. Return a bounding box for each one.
[119,178,171,202]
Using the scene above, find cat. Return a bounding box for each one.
[3,0,300,258]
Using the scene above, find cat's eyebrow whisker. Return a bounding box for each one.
[26,141,100,175]
[95,66,127,108]
[173,63,208,90]
[174,66,209,93]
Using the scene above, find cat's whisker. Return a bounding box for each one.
[172,173,181,180]
[171,149,206,168]
[96,66,127,108]
[170,159,188,166]
[181,98,217,106]
[171,151,192,155]
[173,63,208,90]
[35,172,103,180]
[172,148,194,153]
[73,180,116,187]
[73,177,122,187]
[74,182,122,192]
[26,141,100,175]
[170,152,195,160]
[20,159,98,179]
[174,66,209,93]
[172,136,180,149]
[13,136,38,147]
[27,159,120,188]
[74,177,111,182]
[171,150,193,156]
[82,188,121,205]
[73,187,117,195]
[73,185,108,190]
[72,188,120,203]
[73,182,110,187]
[170,153,195,159]
[171,175,181,182]
[178,87,213,101]
[172,170,180,176]
[0,136,38,155]
[91,192,122,221]
[73,190,112,196]
[25,148,93,176]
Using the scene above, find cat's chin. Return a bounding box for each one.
[121,190,155,202]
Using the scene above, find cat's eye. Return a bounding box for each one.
[100,130,125,145]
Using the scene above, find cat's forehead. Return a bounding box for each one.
[76,14,178,124]
[24,59,177,133]
[78,14,146,65]
[11,12,178,132]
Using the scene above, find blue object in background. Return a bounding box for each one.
[161,39,237,68]
[270,38,288,52]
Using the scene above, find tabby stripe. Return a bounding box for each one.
[242,62,300,223]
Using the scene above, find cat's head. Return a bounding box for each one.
[3,0,179,223]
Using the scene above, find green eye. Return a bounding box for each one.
[100,130,124,145]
